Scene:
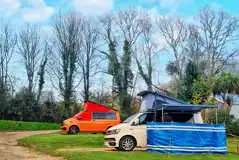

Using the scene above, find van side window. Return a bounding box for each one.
[93,112,116,120]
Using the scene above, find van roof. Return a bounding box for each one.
[137,91,187,104]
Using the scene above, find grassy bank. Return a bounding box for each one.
[19,132,239,160]
[0,120,59,131]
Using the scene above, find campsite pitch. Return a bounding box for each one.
[0,130,63,160]
[19,132,239,160]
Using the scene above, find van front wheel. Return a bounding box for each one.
[68,125,79,135]
[119,136,136,151]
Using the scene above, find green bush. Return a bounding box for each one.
[206,108,239,136]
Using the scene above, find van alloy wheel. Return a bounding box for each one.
[69,125,79,135]
[119,136,135,151]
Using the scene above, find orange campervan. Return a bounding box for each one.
[60,101,120,134]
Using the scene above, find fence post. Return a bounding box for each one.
[237,141,239,155]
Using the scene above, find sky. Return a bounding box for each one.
[1,0,239,97]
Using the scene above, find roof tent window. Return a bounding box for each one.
[153,99,166,108]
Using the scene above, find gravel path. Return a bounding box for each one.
[0,130,64,160]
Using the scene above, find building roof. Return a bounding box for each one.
[137,90,187,104]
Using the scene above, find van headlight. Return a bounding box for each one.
[106,129,121,135]
[63,121,70,124]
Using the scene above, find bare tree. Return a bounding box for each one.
[50,12,83,117]
[185,25,204,66]
[18,24,41,93]
[18,24,49,121]
[116,8,147,47]
[0,22,17,118]
[134,15,157,91]
[36,42,49,106]
[99,13,120,108]
[157,16,188,80]
[199,6,239,83]
[78,18,100,101]
[99,14,121,91]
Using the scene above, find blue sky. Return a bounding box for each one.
[1,0,239,24]
[0,0,238,93]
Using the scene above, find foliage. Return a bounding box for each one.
[90,91,120,111]
[51,13,81,118]
[0,120,59,131]
[8,88,37,121]
[177,61,200,102]
[19,133,239,160]
[206,108,239,136]
[4,90,69,123]
[166,61,178,76]
[191,77,212,104]
[0,81,12,119]
[119,93,132,116]
[212,72,239,108]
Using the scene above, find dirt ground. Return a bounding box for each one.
[57,147,146,152]
[0,130,64,160]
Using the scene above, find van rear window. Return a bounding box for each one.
[93,112,116,120]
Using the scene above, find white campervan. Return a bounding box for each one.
[104,111,203,151]
[104,91,216,151]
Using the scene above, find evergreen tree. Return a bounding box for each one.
[178,61,200,102]
[119,40,134,114]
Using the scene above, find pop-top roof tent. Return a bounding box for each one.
[137,91,217,112]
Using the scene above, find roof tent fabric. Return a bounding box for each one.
[137,91,217,112]
[147,122,227,154]
[156,104,218,112]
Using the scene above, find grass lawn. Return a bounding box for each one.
[18,132,239,160]
[0,120,59,131]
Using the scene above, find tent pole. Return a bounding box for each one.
[154,92,157,122]
[162,106,164,122]
[216,108,218,124]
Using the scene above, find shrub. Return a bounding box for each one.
[205,108,239,136]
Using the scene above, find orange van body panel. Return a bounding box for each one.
[60,101,120,133]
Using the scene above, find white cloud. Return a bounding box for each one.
[147,7,159,20]
[210,1,222,10]
[160,0,194,8]
[0,0,21,15]
[71,0,114,15]
[153,32,168,50]
[22,0,55,22]
[140,0,194,9]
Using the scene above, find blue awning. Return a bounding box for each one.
[147,122,227,154]
[152,104,218,112]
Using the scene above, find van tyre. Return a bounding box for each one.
[119,136,136,151]
[68,125,79,135]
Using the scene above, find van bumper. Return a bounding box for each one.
[104,135,120,147]
[60,125,70,133]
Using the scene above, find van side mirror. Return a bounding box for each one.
[131,118,139,126]
[77,117,82,120]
